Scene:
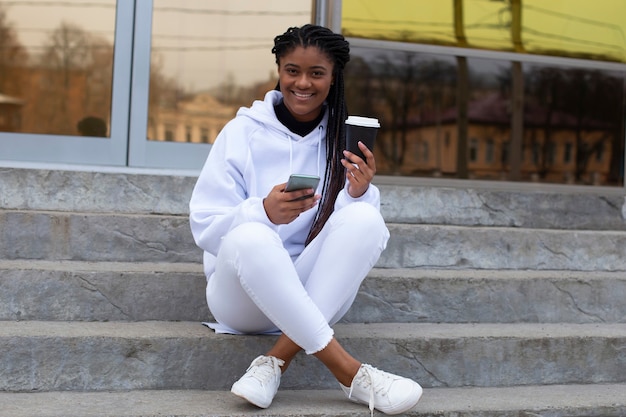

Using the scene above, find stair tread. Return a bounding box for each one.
[1,384,625,417]
[0,259,203,273]
[3,259,626,280]
[3,320,626,338]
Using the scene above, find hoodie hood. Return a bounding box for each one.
[238,90,326,144]
[238,90,326,177]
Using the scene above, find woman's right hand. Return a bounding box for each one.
[263,182,320,225]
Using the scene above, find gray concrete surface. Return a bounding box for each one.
[1,321,624,391]
[1,384,625,417]
[385,223,626,270]
[2,166,626,416]
[3,210,626,270]
[2,261,625,323]
[0,260,207,321]
[2,166,625,229]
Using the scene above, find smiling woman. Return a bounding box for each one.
[188,23,424,415]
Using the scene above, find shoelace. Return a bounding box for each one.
[247,356,284,386]
[348,364,393,417]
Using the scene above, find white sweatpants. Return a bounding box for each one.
[205,202,390,354]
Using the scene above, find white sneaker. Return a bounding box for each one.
[340,364,423,416]
[231,355,285,408]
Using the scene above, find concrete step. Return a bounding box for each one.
[1,384,625,417]
[3,209,626,270]
[0,209,200,263]
[1,321,624,392]
[2,260,625,324]
[0,260,208,322]
[2,165,625,230]
[384,223,626,270]
[348,268,626,324]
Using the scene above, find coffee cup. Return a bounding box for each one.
[345,116,380,163]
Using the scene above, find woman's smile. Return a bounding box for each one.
[292,91,314,99]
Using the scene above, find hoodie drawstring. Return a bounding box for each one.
[316,126,322,178]
[287,125,323,180]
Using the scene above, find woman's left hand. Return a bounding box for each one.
[341,141,376,198]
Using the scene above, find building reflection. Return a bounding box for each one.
[397,91,617,185]
[147,92,236,144]
[346,48,624,186]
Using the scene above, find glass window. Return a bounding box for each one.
[485,138,494,163]
[469,138,478,162]
[532,142,541,165]
[547,141,556,164]
[564,142,573,164]
[147,0,311,144]
[0,0,117,137]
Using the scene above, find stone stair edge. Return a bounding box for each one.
[0,259,203,273]
[2,164,624,195]
[2,166,625,231]
[5,210,626,270]
[4,259,626,280]
[2,320,626,339]
[2,321,624,391]
[3,263,625,323]
[1,384,625,417]
[4,207,626,234]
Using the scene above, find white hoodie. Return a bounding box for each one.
[189,90,381,278]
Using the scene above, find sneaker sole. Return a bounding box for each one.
[343,384,423,415]
[383,384,423,415]
[230,384,272,409]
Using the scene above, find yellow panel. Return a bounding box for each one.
[341,0,455,45]
[520,0,626,61]
[342,0,626,63]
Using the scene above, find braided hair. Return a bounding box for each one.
[272,24,350,245]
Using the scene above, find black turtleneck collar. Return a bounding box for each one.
[274,100,326,137]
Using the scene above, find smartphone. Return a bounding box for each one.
[285,174,320,200]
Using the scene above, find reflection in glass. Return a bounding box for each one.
[0,0,116,137]
[523,64,625,185]
[147,0,311,143]
[346,48,457,176]
[345,46,625,186]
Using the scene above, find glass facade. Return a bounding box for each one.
[0,0,624,187]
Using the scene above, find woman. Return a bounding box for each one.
[189,24,422,415]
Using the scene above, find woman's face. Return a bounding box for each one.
[277,46,334,122]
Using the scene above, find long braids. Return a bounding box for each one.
[272,24,350,245]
